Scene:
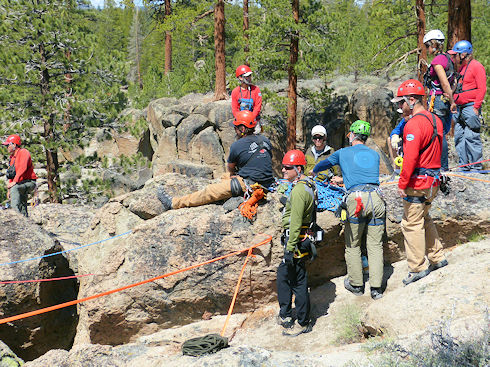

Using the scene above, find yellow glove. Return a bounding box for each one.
[341,209,347,222]
[391,134,401,149]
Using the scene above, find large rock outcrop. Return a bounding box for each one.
[0,211,79,361]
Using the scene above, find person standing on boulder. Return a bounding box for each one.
[2,134,37,217]
[423,29,456,171]
[277,149,314,335]
[231,65,262,133]
[450,40,487,171]
[157,110,274,210]
[391,79,448,286]
[313,120,385,300]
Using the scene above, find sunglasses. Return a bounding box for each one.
[312,136,325,140]
[282,165,295,170]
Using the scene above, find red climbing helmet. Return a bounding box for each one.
[282,150,307,166]
[235,64,252,78]
[233,110,257,129]
[2,134,21,146]
[391,79,425,102]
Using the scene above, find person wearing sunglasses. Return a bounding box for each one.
[391,79,448,286]
[304,125,338,179]
[2,134,37,216]
[276,149,314,335]
[313,120,385,300]
[156,110,273,211]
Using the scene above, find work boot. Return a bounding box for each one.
[344,277,364,296]
[157,186,173,211]
[402,268,430,286]
[282,321,312,336]
[370,287,383,300]
[276,314,294,329]
[428,259,448,272]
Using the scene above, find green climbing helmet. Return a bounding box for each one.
[350,120,371,136]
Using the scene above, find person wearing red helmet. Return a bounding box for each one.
[157,110,273,210]
[2,134,37,216]
[231,65,262,133]
[276,149,313,335]
[391,79,447,286]
[313,120,385,300]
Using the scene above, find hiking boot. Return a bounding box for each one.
[157,186,173,211]
[276,314,294,329]
[282,321,312,336]
[370,287,383,300]
[428,259,448,272]
[402,268,430,286]
[344,277,364,296]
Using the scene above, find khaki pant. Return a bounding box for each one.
[172,173,247,209]
[344,191,385,288]
[401,187,445,272]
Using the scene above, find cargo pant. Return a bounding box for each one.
[453,103,483,170]
[344,190,385,288]
[401,187,445,272]
[172,173,247,209]
[10,180,36,217]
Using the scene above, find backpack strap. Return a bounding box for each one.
[241,135,268,168]
[412,112,441,155]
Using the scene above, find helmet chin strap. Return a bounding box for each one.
[404,96,419,110]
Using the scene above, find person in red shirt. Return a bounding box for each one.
[449,40,487,171]
[2,134,37,216]
[391,79,447,286]
[231,65,262,133]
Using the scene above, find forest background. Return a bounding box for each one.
[0,0,488,204]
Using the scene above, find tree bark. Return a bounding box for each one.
[447,0,471,49]
[416,0,427,83]
[287,0,299,151]
[243,0,249,56]
[39,41,60,203]
[214,0,227,100]
[164,0,172,75]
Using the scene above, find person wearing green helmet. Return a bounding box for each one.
[313,120,386,300]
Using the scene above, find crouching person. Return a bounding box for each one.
[277,150,314,336]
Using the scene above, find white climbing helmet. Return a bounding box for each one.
[423,29,445,45]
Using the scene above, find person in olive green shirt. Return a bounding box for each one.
[305,125,338,179]
[276,149,314,335]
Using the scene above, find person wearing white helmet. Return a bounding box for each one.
[422,29,456,171]
[304,125,338,179]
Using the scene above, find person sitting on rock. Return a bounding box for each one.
[231,65,262,133]
[157,110,274,210]
[304,125,338,179]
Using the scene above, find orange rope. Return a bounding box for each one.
[0,235,272,325]
[446,173,490,183]
[239,188,264,221]
[220,247,254,337]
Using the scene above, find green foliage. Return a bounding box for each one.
[333,303,363,344]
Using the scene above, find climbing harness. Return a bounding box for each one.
[343,184,385,226]
[239,183,265,221]
[182,334,229,356]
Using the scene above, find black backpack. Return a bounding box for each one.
[423,53,455,90]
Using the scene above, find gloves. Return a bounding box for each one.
[391,134,401,149]
[283,250,294,266]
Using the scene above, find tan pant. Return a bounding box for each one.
[401,187,445,272]
[344,191,385,288]
[172,173,247,209]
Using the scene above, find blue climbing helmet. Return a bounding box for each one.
[451,40,473,54]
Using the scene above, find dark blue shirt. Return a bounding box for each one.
[313,144,380,191]
[390,118,407,137]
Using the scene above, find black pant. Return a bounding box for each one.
[277,259,310,326]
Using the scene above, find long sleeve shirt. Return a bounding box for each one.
[454,59,487,110]
[9,148,37,183]
[231,85,262,120]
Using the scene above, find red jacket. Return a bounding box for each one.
[9,148,37,183]
[454,59,487,110]
[231,85,262,120]
[399,111,442,190]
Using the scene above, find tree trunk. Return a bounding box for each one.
[164,0,172,75]
[416,0,427,83]
[243,0,249,57]
[287,0,299,151]
[214,0,227,101]
[63,50,72,133]
[39,42,60,203]
[447,0,471,49]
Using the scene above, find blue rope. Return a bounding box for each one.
[0,231,132,267]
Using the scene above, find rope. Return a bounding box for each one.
[0,274,93,284]
[0,235,272,325]
[448,159,490,171]
[446,173,490,183]
[221,247,254,337]
[0,231,132,267]
[239,187,264,221]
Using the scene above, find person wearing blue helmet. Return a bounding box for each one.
[449,40,487,171]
